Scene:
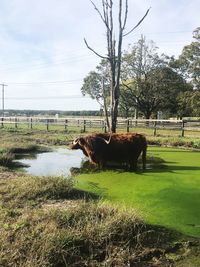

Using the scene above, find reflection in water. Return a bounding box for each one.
[15,148,168,177]
[15,148,85,177]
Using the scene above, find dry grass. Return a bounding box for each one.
[0,175,199,267]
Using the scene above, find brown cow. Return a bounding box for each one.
[70,133,147,170]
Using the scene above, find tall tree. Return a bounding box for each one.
[177,90,200,118]
[84,0,149,132]
[171,27,200,90]
[121,37,190,118]
[121,37,164,119]
[81,60,111,129]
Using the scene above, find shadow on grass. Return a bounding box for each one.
[71,155,200,176]
[66,187,101,201]
[143,186,200,236]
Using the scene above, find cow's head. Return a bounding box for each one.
[70,137,86,150]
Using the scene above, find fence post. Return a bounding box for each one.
[153,121,157,136]
[1,117,4,128]
[101,120,104,131]
[46,119,49,131]
[15,117,18,128]
[30,118,33,129]
[104,120,107,133]
[65,119,68,131]
[83,120,86,133]
[126,119,130,133]
[181,120,185,137]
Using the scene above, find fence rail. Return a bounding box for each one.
[0,117,200,137]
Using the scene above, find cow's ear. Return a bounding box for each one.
[78,137,85,146]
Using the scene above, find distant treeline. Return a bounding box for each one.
[3,109,102,117]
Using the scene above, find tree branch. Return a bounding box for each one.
[90,0,109,28]
[122,0,128,30]
[84,38,108,59]
[123,8,151,37]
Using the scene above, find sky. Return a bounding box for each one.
[0,0,199,111]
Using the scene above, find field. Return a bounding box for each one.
[0,128,200,266]
[1,116,200,138]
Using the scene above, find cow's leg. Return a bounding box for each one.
[129,159,137,171]
[142,147,147,170]
[132,160,137,171]
[98,160,106,169]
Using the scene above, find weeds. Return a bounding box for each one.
[0,175,144,267]
[0,151,15,166]
[148,136,200,149]
[0,174,199,266]
[0,129,199,266]
[1,176,74,207]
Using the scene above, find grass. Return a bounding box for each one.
[1,176,74,207]
[75,147,200,237]
[148,135,200,149]
[1,121,200,138]
[0,128,200,266]
[1,175,193,267]
[1,127,200,149]
[0,131,50,167]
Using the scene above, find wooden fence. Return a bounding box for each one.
[0,117,200,137]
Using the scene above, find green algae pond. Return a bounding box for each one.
[75,146,200,237]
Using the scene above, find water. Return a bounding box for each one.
[15,148,85,177]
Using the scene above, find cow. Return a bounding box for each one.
[70,133,147,171]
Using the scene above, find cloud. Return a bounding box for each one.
[0,0,199,110]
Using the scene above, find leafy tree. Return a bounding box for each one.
[121,37,190,118]
[81,60,110,128]
[177,90,200,118]
[121,67,191,119]
[171,27,200,90]
[119,83,136,118]
[83,36,191,120]
[81,71,103,104]
[121,36,166,119]
[151,67,191,116]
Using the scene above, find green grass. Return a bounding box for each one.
[2,121,200,138]
[0,129,200,266]
[75,147,200,237]
[1,175,183,267]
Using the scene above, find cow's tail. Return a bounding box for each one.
[142,144,147,170]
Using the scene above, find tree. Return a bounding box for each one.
[177,90,200,118]
[171,27,200,90]
[122,67,191,119]
[84,0,150,132]
[121,36,165,119]
[81,60,110,129]
[119,82,136,118]
[120,37,191,119]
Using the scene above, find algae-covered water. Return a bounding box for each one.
[15,146,200,237]
[75,147,200,237]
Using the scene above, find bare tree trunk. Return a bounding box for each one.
[109,0,123,133]
[102,76,110,131]
[84,0,150,133]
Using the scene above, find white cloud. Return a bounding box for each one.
[0,0,199,110]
